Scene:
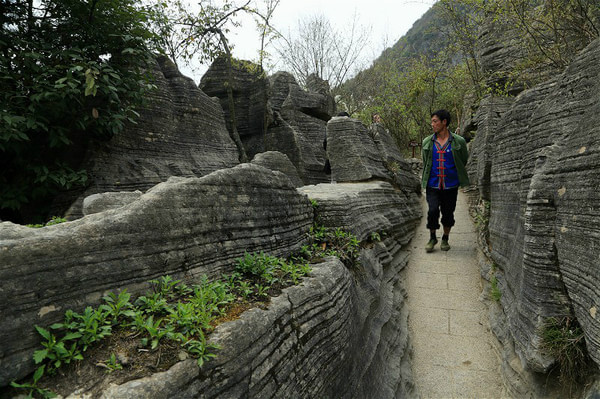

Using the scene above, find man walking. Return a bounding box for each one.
[421,110,470,252]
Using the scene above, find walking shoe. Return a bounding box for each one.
[425,238,438,252]
[440,239,450,251]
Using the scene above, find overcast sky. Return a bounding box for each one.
[182,0,435,82]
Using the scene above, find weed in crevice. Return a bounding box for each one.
[540,316,593,387]
[299,224,361,269]
[10,365,56,398]
[490,275,502,302]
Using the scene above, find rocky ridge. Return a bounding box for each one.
[468,35,600,397]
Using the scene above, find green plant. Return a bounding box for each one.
[25,216,67,228]
[1,0,161,223]
[19,255,311,389]
[10,365,57,399]
[370,232,382,242]
[70,307,112,351]
[149,275,181,299]
[490,276,502,302]
[236,280,254,300]
[254,283,270,299]
[135,293,171,315]
[33,326,83,373]
[235,251,280,283]
[184,336,220,367]
[104,353,123,373]
[540,316,592,385]
[100,290,136,324]
[139,316,173,350]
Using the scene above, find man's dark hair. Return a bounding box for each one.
[431,109,451,126]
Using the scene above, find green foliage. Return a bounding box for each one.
[489,276,502,302]
[301,224,361,269]
[10,365,57,399]
[16,258,311,389]
[104,353,123,373]
[232,252,312,297]
[26,216,67,228]
[369,232,382,242]
[1,0,160,222]
[540,316,592,386]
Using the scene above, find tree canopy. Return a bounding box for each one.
[0,0,160,222]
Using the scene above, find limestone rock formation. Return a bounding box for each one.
[327,116,389,182]
[199,64,335,185]
[299,181,421,245]
[82,190,142,216]
[466,95,514,201]
[265,72,335,185]
[477,14,528,95]
[369,123,422,194]
[472,37,600,394]
[199,57,271,159]
[0,164,313,386]
[68,180,420,398]
[56,56,239,219]
[326,117,421,197]
[250,151,303,187]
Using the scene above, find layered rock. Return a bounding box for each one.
[265,72,334,184]
[250,151,303,187]
[369,123,422,194]
[56,56,239,219]
[327,117,421,197]
[82,190,142,216]
[327,117,389,182]
[0,164,313,386]
[466,94,514,200]
[199,64,335,185]
[199,58,271,159]
[477,11,528,95]
[475,37,600,394]
[299,181,421,245]
[77,180,420,398]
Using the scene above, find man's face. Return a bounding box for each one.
[431,116,446,133]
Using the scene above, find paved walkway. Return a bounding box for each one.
[404,191,505,399]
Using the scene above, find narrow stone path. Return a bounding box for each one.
[404,191,505,399]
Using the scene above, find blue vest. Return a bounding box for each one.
[427,135,459,189]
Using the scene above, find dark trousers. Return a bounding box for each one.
[426,186,459,230]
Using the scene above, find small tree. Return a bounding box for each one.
[275,13,371,88]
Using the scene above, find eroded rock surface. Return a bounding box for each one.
[82,190,143,216]
[199,57,271,159]
[265,72,334,184]
[472,38,600,395]
[250,151,303,187]
[327,117,421,197]
[56,56,239,219]
[0,164,313,386]
[86,180,420,398]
